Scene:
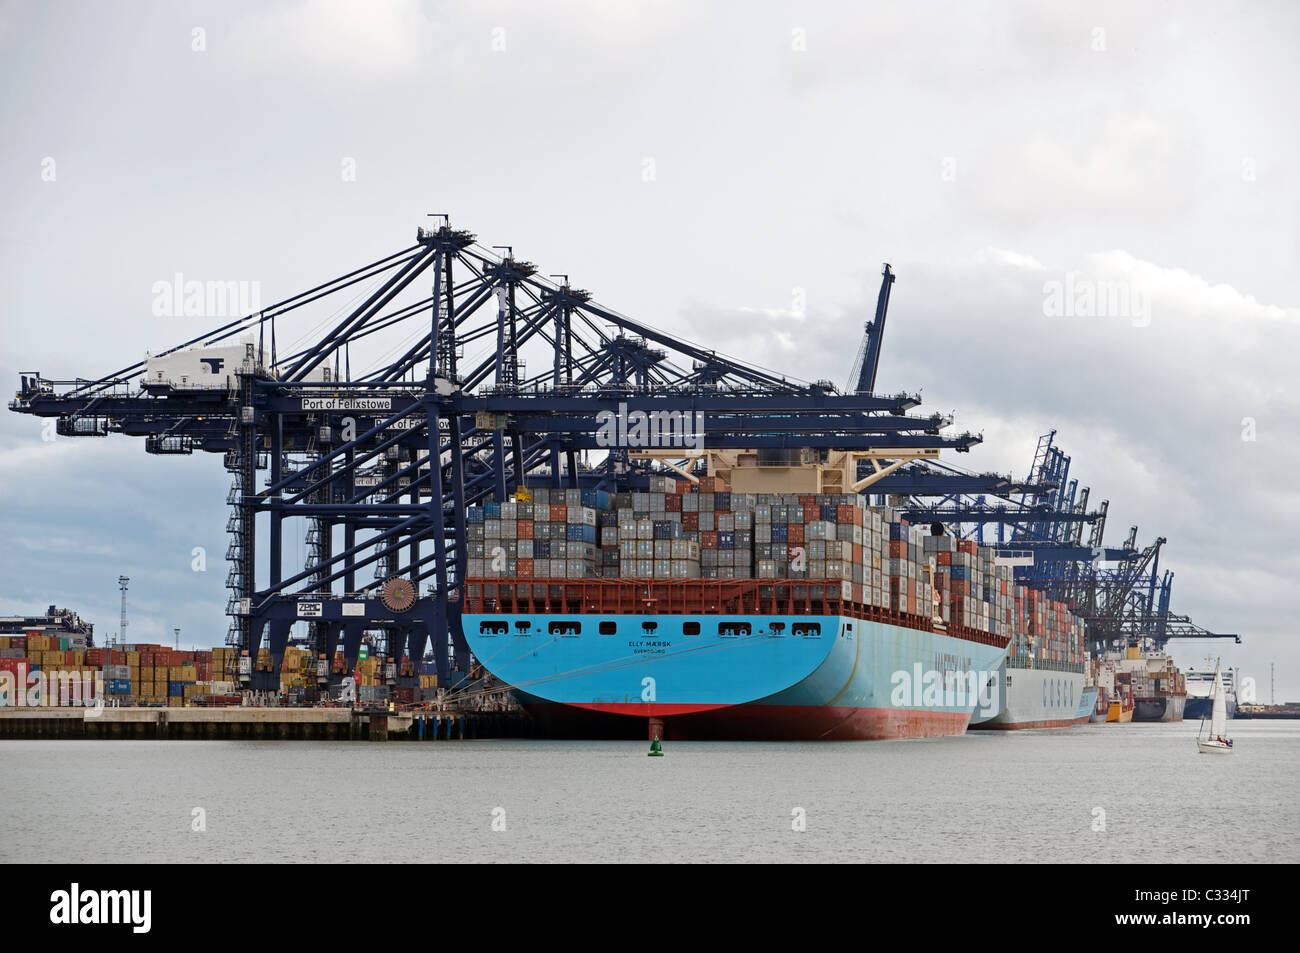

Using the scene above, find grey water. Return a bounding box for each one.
[2,721,1295,863]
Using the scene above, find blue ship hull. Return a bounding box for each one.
[463,610,1010,740]
[1184,696,1235,720]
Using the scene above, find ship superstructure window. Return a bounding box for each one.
[599,621,616,635]
[683,621,701,635]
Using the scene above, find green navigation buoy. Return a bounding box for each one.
[648,738,664,757]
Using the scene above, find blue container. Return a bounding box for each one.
[169,681,185,697]
[485,502,501,519]
[890,523,907,540]
[952,566,970,580]
[820,504,836,521]
[715,492,731,510]
[467,506,485,523]
[718,532,735,550]
[108,679,131,695]
[534,540,551,559]
[580,489,611,510]
[772,525,788,542]
[652,521,682,540]
[566,525,596,543]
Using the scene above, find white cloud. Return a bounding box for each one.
[975,247,1045,271]
[226,0,701,88]
[229,0,441,82]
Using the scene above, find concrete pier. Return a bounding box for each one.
[0,706,533,740]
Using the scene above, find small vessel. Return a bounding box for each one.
[1196,661,1233,755]
[1106,673,1134,723]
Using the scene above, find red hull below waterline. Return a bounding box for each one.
[521,699,972,741]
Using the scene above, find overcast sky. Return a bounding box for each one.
[1,0,1296,697]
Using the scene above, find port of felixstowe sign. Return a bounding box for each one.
[300,397,393,411]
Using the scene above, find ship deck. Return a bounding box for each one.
[464,577,1010,650]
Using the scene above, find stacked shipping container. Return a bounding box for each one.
[466,475,1091,648]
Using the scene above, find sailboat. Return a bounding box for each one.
[1196,660,1233,754]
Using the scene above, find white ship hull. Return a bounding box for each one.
[970,663,1088,730]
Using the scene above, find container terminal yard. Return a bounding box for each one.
[3,222,1242,740]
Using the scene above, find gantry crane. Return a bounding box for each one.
[11,222,984,692]
[840,275,1239,653]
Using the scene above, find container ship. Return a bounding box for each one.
[457,465,1101,741]
[967,595,1093,731]
[1096,646,1184,721]
[965,659,1093,730]
[1128,646,1187,722]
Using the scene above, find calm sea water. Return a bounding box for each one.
[2,721,1296,863]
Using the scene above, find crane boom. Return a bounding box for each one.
[847,263,895,394]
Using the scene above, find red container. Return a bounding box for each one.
[837,505,859,523]
[550,504,568,521]
[937,552,952,566]
[788,524,805,545]
[682,512,699,531]
[517,559,533,577]
[665,495,681,512]
[701,532,718,549]
[517,520,533,538]
[803,505,819,522]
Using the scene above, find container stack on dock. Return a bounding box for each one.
[0,635,242,707]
